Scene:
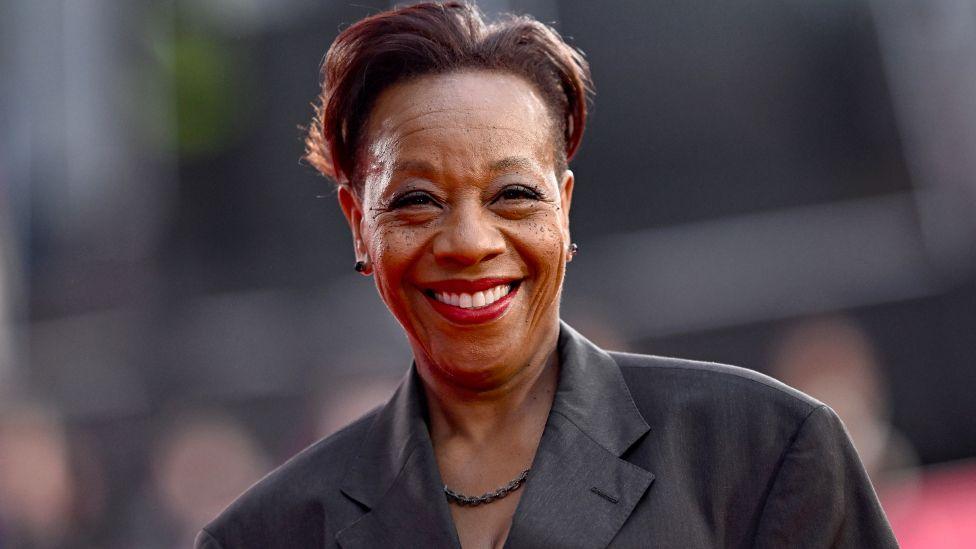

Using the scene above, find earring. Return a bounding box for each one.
[567,242,579,261]
[354,243,370,273]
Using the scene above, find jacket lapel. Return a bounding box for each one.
[335,322,654,549]
[335,368,460,548]
[504,322,655,548]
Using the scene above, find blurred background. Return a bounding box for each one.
[2,0,975,547]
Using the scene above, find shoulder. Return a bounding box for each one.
[609,350,827,435]
[606,351,854,507]
[600,354,894,545]
[199,409,378,548]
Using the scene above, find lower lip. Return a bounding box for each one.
[424,285,519,325]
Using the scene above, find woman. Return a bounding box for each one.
[197,2,897,547]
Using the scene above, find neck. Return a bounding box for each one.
[416,327,560,445]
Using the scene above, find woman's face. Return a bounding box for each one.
[338,70,574,389]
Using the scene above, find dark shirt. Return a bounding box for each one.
[197,321,897,548]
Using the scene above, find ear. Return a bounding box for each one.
[337,185,371,274]
[558,169,575,239]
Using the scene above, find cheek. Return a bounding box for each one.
[367,226,425,298]
[512,210,568,273]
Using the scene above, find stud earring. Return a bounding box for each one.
[567,242,579,261]
[354,261,366,272]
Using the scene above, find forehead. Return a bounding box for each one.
[361,70,556,179]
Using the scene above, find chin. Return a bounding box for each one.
[417,330,524,386]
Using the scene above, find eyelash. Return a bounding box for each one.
[495,184,543,202]
[389,191,436,209]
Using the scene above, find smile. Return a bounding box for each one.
[421,278,521,324]
[432,283,511,309]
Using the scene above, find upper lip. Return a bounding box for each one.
[421,277,520,293]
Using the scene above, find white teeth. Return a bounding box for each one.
[431,284,513,309]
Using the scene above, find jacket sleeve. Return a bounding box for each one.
[754,404,899,548]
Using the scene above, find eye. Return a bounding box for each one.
[390,190,438,209]
[496,184,542,202]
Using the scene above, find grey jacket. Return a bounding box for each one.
[197,322,897,548]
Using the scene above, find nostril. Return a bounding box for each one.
[431,214,507,266]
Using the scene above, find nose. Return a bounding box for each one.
[432,203,506,268]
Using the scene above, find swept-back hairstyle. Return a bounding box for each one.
[304,1,593,192]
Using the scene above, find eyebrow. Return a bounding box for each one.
[391,159,436,174]
[489,156,538,173]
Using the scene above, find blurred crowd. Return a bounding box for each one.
[0,375,401,548]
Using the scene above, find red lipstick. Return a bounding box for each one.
[421,279,520,325]
[422,277,518,293]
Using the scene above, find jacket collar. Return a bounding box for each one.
[336,321,654,548]
[548,321,651,455]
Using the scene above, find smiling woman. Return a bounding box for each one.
[196,2,897,548]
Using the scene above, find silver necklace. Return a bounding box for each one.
[444,469,530,506]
